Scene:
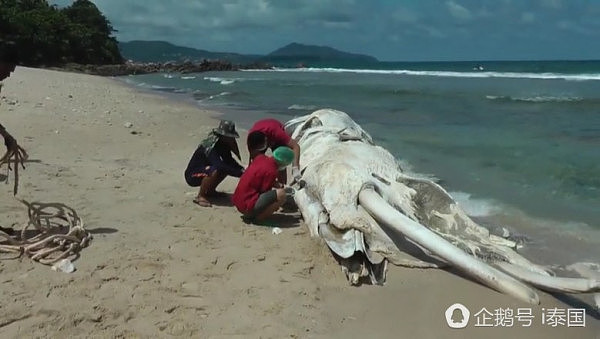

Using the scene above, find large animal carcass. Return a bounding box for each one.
[285,108,599,305]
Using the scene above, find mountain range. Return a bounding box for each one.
[118,41,378,66]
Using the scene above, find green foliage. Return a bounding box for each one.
[0,0,123,65]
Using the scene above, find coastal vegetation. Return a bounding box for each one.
[0,0,376,74]
[0,0,123,65]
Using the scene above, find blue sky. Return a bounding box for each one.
[52,0,600,61]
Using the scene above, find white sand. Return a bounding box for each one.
[0,67,597,338]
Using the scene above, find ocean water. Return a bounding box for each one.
[122,60,600,265]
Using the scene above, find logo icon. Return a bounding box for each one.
[445,303,470,329]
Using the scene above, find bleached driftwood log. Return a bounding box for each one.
[285,109,599,304]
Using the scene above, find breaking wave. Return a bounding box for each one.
[266,67,600,81]
[288,104,318,111]
[449,191,502,217]
[204,76,236,85]
[194,91,231,102]
[485,95,584,103]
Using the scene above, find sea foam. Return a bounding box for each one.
[262,67,600,81]
[449,191,502,217]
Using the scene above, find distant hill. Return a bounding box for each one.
[118,40,379,67]
[118,40,261,64]
[265,42,378,64]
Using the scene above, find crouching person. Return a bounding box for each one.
[185,120,244,207]
[232,146,294,222]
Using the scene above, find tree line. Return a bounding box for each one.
[0,0,123,66]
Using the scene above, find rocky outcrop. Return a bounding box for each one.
[58,59,273,76]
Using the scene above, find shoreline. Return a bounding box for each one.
[1,67,597,338]
[119,70,600,267]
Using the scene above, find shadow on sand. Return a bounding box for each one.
[241,211,302,229]
[88,227,119,235]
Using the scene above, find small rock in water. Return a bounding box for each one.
[272,227,283,235]
[124,122,133,128]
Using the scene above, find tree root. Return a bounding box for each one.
[0,124,28,195]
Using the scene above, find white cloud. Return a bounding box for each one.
[540,0,563,10]
[420,25,446,38]
[446,1,472,21]
[521,12,535,23]
[557,20,594,35]
[46,0,600,60]
[392,8,419,24]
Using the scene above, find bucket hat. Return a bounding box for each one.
[213,120,240,138]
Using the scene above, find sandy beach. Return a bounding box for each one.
[0,67,598,338]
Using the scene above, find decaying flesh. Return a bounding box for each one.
[285,109,599,305]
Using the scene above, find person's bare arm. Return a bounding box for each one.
[287,138,301,169]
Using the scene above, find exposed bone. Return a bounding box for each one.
[495,262,600,294]
[359,188,539,304]
[286,108,598,303]
[293,187,326,238]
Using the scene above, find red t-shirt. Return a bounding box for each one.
[232,154,279,213]
[247,119,291,149]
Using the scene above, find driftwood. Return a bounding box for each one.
[0,200,92,264]
[1,70,91,267]
[0,124,28,195]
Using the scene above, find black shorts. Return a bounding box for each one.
[184,165,217,187]
[245,190,278,218]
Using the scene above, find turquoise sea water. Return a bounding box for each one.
[123,60,600,264]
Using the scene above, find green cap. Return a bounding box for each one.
[273,146,294,166]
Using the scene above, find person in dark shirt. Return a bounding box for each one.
[185,120,244,207]
[232,146,294,222]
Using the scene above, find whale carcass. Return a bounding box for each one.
[285,109,599,305]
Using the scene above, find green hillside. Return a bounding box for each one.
[118,41,260,64]
[119,41,379,67]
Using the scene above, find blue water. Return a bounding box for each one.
[122,61,600,264]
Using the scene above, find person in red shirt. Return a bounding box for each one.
[232,146,294,222]
[246,119,301,185]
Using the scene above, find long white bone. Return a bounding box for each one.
[358,188,540,304]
